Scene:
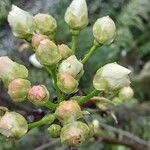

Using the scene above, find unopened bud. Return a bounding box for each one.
[28,85,49,105]
[34,13,57,38]
[55,100,83,124]
[65,0,88,30]
[36,39,61,66]
[32,34,48,49]
[57,73,78,94]
[8,78,31,102]
[58,55,84,80]
[0,111,28,138]
[93,63,131,92]
[8,5,35,40]
[60,121,90,146]
[48,124,61,138]
[93,16,116,44]
[58,44,72,59]
[0,56,28,86]
[119,86,134,101]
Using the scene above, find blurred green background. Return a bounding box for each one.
[0,0,150,150]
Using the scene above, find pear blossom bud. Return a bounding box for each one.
[60,121,90,146]
[0,111,28,138]
[55,100,83,124]
[29,54,43,68]
[8,5,35,40]
[28,85,49,105]
[112,97,123,106]
[0,56,28,86]
[119,86,134,101]
[8,78,31,102]
[34,13,57,37]
[58,55,84,80]
[36,39,61,66]
[93,16,116,44]
[48,124,61,138]
[93,63,131,92]
[57,73,79,94]
[32,34,48,49]
[65,0,88,30]
[58,44,72,60]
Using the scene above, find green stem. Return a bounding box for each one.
[78,89,100,105]
[81,40,101,64]
[44,101,58,110]
[28,114,55,129]
[46,66,64,103]
[71,34,78,53]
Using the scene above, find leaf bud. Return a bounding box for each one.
[8,78,31,102]
[0,111,28,138]
[36,39,61,66]
[93,63,131,92]
[8,5,35,40]
[93,16,116,44]
[28,85,49,105]
[58,55,84,80]
[48,124,61,138]
[55,100,83,124]
[0,56,28,86]
[60,121,90,146]
[58,44,72,60]
[57,73,79,94]
[65,0,88,30]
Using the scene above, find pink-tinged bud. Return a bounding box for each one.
[58,44,72,60]
[0,111,28,138]
[8,78,31,102]
[57,73,79,94]
[48,124,61,138]
[36,39,61,66]
[28,85,49,105]
[34,13,57,37]
[32,34,48,49]
[60,121,90,146]
[55,100,83,124]
[0,56,28,86]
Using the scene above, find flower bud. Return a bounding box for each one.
[65,0,88,30]
[8,5,35,40]
[119,86,134,101]
[8,78,31,102]
[0,111,28,138]
[58,55,84,80]
[0,56,28,86]
[36,39,61,66]
[58,44,72,60]
[29,54,43,68]
[60,121,90,146]
[32,34,48,49]
[55,100,83,124]
[93,63,131,91]
[93,16,116,44]
[57,73,79,94]
[28,85,49,105]
[34,13,57,37]
[48,124,61,138]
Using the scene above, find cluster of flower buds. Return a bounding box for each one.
[0,0,134,148]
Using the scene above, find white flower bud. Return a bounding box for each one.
[119,86,134,101]
[93,16,116,44]
[29,54,43,68]
[8,5,35,40]
[93,63,131,91]
[0,111,28,138]
[65,0,88,30]
[58,55,84,80]
[0,56,28,86]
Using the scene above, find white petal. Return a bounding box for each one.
[29,54,43,68]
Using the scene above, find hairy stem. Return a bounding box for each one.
[28,114,55,129]
[71,34,78,53]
